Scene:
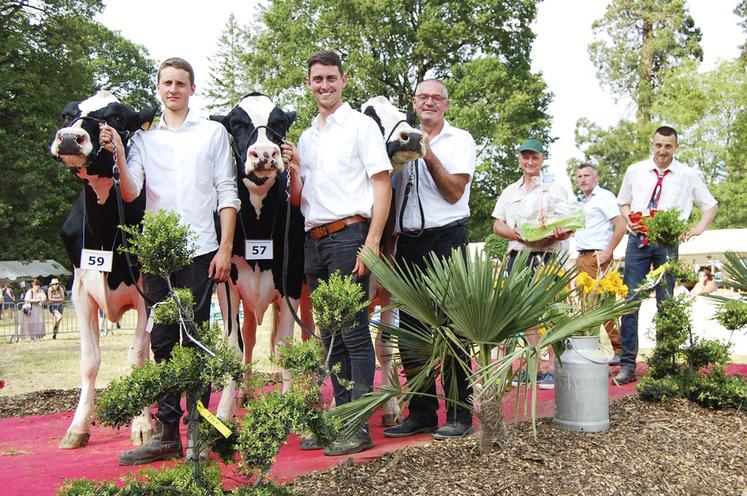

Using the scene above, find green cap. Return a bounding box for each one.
[517,139,545,154]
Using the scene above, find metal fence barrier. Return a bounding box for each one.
[1,301,139,342]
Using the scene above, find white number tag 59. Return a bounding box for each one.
[81,248,114,272]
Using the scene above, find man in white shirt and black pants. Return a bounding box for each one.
[283,51,392,456]
[102,57,239,465]
[382,79,477,441]
[615,126,717,384]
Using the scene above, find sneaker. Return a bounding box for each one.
[537,371,555,390]
[432,421,474,440]
[613,367,636,385]
[383,417,437,438]
[608,354,621,366]
[323,430,374,456]
[511,370,529,387]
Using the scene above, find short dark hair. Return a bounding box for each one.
[158,57,195,86]
[699,266,713,280]
[307,50,344,76]
[577,162,599,174]
[654,126,678,142]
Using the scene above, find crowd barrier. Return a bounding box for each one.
[1,301,139,342]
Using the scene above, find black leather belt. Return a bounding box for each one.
[577,249,602,255]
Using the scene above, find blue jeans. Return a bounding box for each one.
[619,236,678,370]
[304,222,375,407]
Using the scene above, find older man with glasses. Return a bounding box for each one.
[383,78,477,441]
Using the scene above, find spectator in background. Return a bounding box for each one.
[47,278,65,339]
[1,284,15,320]
[21,279,46,340]
[691,266,718,296]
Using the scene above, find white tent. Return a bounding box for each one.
[0,259,72,281]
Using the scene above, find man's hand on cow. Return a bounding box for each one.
[99,123,123,154]
[281,140,300,171]
[208,248,232,283]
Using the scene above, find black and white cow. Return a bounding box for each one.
[50,90,155,449]
[210,93,302,419]
[360,96,426,426]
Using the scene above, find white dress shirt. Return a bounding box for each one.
[492,175,573,253]
[393,120,476,233]
[575,186,621,251]
[617,157,717,220]
[127,110,240,256]
[298,102,392,231]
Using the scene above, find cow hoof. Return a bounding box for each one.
[59,432,90,449]
[381,413,400,427]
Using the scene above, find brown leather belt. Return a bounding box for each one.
[308,214,368,240]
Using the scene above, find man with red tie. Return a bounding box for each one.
[615,126,718,384]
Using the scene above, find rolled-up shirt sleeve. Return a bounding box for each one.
[126,134,146,196]
[213,126,240,212]
[492,190,508,221]
[359,117,392,177]
[692,172,717,211]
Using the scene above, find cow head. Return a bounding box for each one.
[361,96,426,174]
[211,93,296,183]
[50,90,156,174]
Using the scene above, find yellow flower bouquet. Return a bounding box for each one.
[571,265,629,337]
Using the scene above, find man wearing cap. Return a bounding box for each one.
[614,126,717,384]
[491,138,573,389]
[283,50,392,456]
[47,278,66,339]
[575,163,626,364]
[383,78,477,441]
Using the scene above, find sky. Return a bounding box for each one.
[97,0,743,186]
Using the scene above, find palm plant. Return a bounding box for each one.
[330,248,637,454]
[710,252,747,343]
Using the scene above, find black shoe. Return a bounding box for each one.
[383,417,437,438]
[613,367,636,385]
[323,430,373,456]
[119,420,182,465]
[608,354,621,366]
[299,437,322,450]
[432,421,474,440]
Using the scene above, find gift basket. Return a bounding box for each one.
[517,182,585,242]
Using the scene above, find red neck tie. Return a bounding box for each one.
[647,168,670,210]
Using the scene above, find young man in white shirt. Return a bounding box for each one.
[282,51,392,456]
[101,57,239,465]
[383,78,477,440]
[615,126,717,384]
[575,163,626,364]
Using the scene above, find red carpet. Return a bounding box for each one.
[1,363,744,495]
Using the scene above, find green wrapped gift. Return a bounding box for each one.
[518,208,586,242]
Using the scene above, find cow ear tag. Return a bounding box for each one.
[80,248,114,272]
[245,239,273,260]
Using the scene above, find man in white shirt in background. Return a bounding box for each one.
[101,57,239,465]
[383,78,477,441]
[283,50,392,456]
[492,139,573,389]
[615,125,717,384]
[575,163,626,365]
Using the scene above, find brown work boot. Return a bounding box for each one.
[119,419,182,466]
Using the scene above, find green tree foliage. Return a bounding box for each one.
[0,0,157,264]
[206,0,552,241]
[205,13,255,113]
[737,0,747,64]
[589,0,703,124]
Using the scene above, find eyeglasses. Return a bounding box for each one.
[414,93,446,103]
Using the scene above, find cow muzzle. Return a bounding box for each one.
[51,127,95,168]
[387,130,426,173]
[246,143,284,177]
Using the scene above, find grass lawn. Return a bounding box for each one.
[0,311,282,397]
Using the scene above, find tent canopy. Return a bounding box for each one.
[0,260,72,282]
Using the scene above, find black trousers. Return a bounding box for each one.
[396,224,472,425]
[144,251,215,425]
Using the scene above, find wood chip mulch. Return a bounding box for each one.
[292,397,747,496]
